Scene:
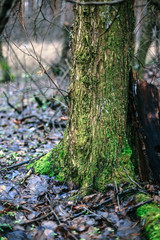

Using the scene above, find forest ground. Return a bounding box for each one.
[0,67,159,240]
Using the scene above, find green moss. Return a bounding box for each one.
[27,150,54,177]
[136,194,160,240]
[27,142,67,181]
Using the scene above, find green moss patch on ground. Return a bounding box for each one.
[27,150,55,177]
[27,141,67,181]
[136,193,160,240]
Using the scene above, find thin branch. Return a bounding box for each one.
[4,35,46,98]
[134,55,160,70]
[123,167,143,189]
[126,198,154,213]
[98,6,120,37]
[3,153,45,171]
[13,9,67,101]
[83,206,117,229]
[66,0,125,6]
[3,91,22,114]
[19,212,53,225]
[45,194,61,225]
[114,180,120,211]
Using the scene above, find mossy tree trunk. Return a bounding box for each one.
[32,0,135,191]
[59,0,135,190]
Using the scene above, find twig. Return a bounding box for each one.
[114,180,120,211]
[134,55,160,70]
[83,206,117,229]
[20,114,47,124]
[126,198,153,213]
[3,153,45,171]
[56,224,79,240]
[66,0,125,6]
[0,199,33,213]
[20,167,35,184]
[93,197,112,209]
[15,10,67,102]
[98,7,120,37]
[123,167,143,189]
[45,108,59,130]
[3,91,22,114]
[45,194,79,240]
[4,35,47,98]
[19,212,53,225]
[45,194,61,225]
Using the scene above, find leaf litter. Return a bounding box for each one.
[0,76,159,240]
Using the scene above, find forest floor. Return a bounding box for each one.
[0,70,159,240]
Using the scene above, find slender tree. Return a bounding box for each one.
[31,0,135,191]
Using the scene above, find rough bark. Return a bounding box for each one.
[135,81,160,184]
[31,0,135,191]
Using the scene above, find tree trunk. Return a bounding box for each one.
[59,0,135,190]
[30,0,135,191]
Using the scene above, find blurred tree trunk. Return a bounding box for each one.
[0,0,19,35]
[0,39,11,82]
[135,1,159,74]
[0,0,17,82]
[32,0,135,191]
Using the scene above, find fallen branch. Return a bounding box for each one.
[3,153,45,171]
[20,114,47,124]
[0,200,33,213]
[93,197,112,209]
[124,167,143,189]
[45,194,61,225]
[82,206,117,229]
[126,199,154,213]
[19,212,53,225]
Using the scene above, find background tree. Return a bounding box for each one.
[0,0,19,82]
[0,0,19,35]
[135,0,160,75]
